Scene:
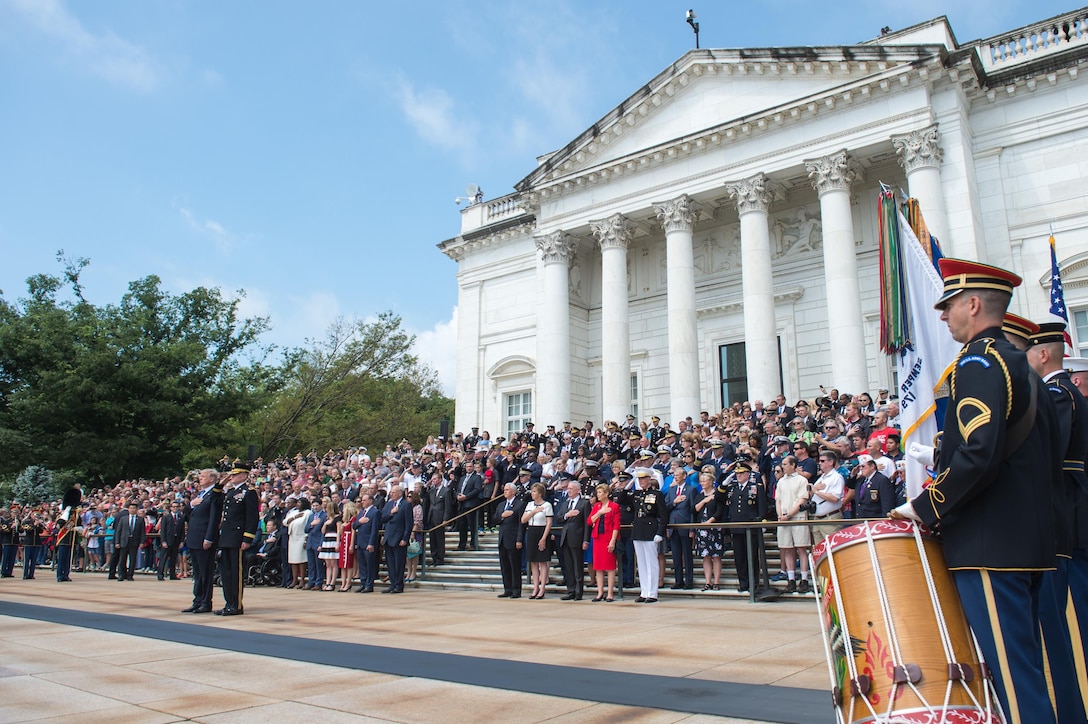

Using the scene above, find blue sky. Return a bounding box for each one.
[0,0,1074,393]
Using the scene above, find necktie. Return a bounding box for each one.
[130,516,135,531]
[505,500,512,512]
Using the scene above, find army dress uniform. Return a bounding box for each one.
[621,474,666,602]
[216,466,259,616]
[20,516,44,579]
[0,513,18,577]
[1029,325,1088,724]
[900,259,1063,724]
[722,467,768,592]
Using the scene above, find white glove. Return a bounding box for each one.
[653,535,663,544]
[908,442,935,466]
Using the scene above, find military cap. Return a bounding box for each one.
[1002,313,1039,344]
[934,258,1021,309]
[1029,322,1067,346]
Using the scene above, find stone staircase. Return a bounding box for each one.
[413,529,806,600]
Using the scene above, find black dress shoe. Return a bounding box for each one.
[510,593,521,599]
[644,597,657,603]
[180,605,199,613]
[170,576,180,581]
[635,597,647,603]
[560,592,575,600]
[669,584,684,590]
[108,575,117,580]
[191,606,212,613]
[381,588,393,594]
[220,608,243,616]
[575,594,583,600]
[497,592,511,598]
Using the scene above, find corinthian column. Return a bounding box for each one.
[806,150,868,395]
[891,124,950,248]
[654,195,701,424]
[534,231,576,428]
[725,173,782,404]
[591,214,635,425]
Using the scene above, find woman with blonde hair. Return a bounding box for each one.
[520,482,553,599]
[337,501,357,591]
[319,499,339,590]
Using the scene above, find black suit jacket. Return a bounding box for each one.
[114,514,146,548]
[159,511,184,547]
[554,494,591,548]
[457,473,482,511]
[495,496,525,549]
[185,485,223,549]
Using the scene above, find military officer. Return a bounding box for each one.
[20,512,45,579]
[1026,322,1088,723]
[1063,355,1088,683]
[620,469,666,603]
[0,507,19,577]
[721,458,767,593]
[892,258,1062,723]
[609,471,637,589]
[216,462,259,616]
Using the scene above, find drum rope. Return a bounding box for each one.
[863,522,922,721]
[824,535,869,723]
[971,629,1005,722]
[911,524,993,719]
[810,549,849,724]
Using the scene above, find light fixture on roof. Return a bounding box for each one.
[455,184,484,206]
[686,9,700,49]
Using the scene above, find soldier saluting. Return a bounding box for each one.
[216,462,259,616]
[619,469,666,603]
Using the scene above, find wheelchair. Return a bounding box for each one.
[246,555,282,587]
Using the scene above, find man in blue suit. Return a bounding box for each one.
[182,469,223,613]
[305,501,326,590]
[665,467,695,590]
[353,493,380,592]
[381,485,412,593]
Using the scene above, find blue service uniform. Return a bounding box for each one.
[0,516,18,577]
[910,329,1062,723]
[217,483,259,614]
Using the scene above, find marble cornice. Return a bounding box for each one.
[438,218,536,261]
[697,285,805,318]
[520,54,945,202]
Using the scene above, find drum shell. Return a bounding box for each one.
[813,521,994,724]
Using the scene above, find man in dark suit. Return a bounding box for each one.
[665,468,695,589]
[852,454,895,518]
[216,463,260,616]
[426,473,453,565]
[380,485,412,593]
[555,479,591,600]
[157,500,184,580]
[455,461,483,551]
[353,492,380,592]
[495,483,525,598]
[114,502,146,581]
[182,469,223,613]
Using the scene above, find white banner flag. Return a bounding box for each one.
[895,211,960,498]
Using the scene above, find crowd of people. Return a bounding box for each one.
[1,386,908,610]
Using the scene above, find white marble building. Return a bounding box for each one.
[438,9,1088,438]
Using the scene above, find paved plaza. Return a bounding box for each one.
[0,576,830,723]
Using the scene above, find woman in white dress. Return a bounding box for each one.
[520,483,553,599]
[285,498,312,588]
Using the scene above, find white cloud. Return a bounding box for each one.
[1,0,159,91]
[394,77,479,158]
[412,306,458,397]
[175,202,242,255]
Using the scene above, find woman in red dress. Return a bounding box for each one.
[589,482,621,602]
[337,501,357,592]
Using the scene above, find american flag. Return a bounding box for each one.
[1049,235,1074,356]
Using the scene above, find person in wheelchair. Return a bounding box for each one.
[247,521,282,586]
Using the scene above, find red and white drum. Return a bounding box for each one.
[811,519,1002,724]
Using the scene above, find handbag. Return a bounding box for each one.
[406,539,422,558]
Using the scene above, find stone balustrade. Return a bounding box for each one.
[981,8,1088,71]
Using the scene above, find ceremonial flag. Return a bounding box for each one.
[1049,234,1074,356]
[878,190,960,498]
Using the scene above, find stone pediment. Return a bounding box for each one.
[517,46,945,193]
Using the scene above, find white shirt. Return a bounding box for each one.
[812,470,845,516]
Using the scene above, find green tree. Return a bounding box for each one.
[246,312,453,457]
[0,254,274,483]
[12,465,58,506]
